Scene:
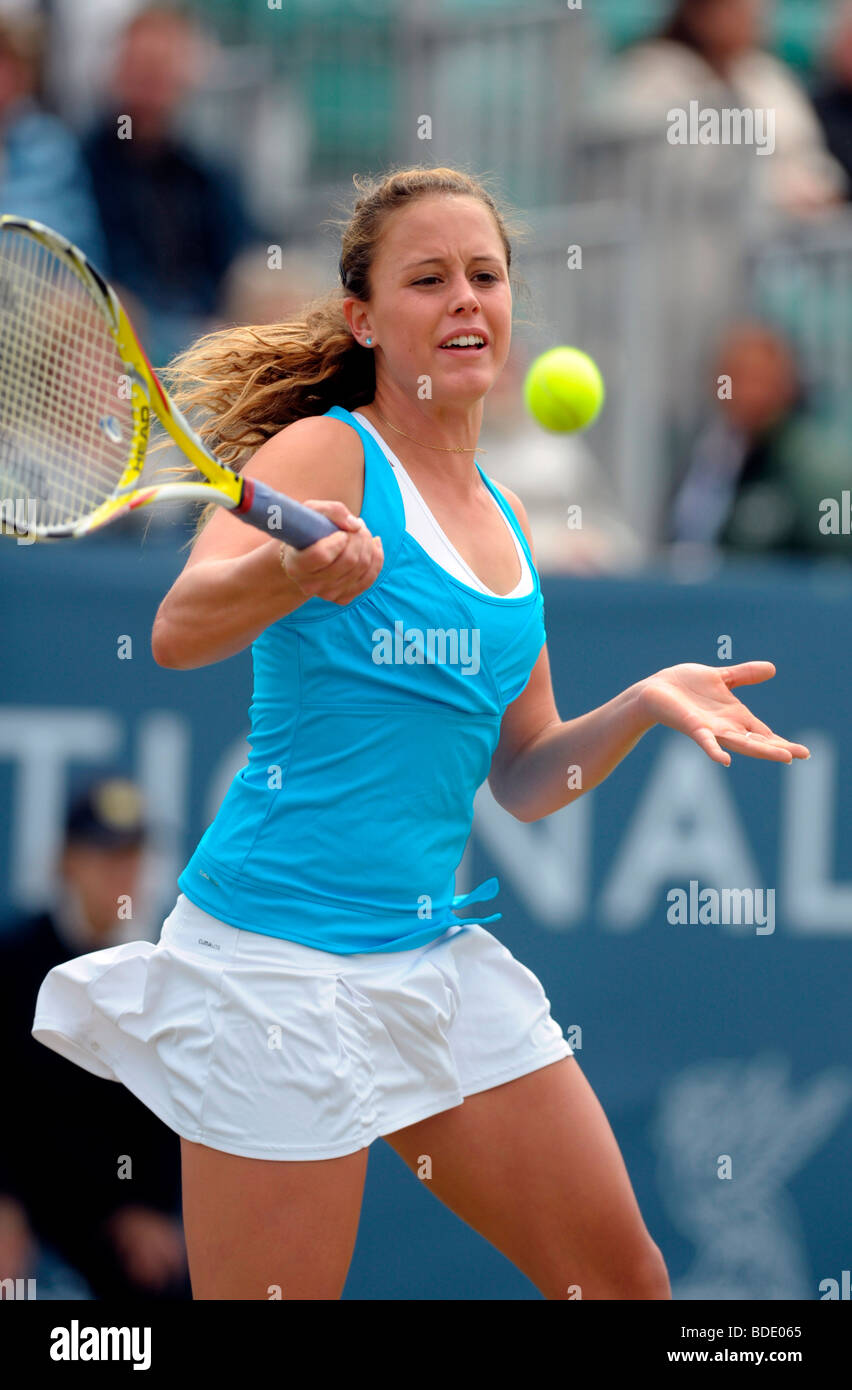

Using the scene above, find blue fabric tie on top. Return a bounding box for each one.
[178,406,545,953]
[452,876,502,926]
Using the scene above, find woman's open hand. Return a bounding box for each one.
[639,662,810,767]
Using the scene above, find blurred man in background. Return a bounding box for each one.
[586,0,849,504]
[0,13,106,262]
[610,0,847,216]
[83,3,254,365]
[219,240,333,329]
[669,321,852,557]
[813,0,852,195]
[0,775,190,1301]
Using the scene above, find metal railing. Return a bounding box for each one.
[747,210,852,433]
[513,198,658,550]
[183,3,590,229]
[179,9,852,551]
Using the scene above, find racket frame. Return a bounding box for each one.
[0,216,336,546]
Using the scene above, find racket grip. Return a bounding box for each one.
[236,478,339,549]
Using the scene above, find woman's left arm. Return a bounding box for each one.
[488,487,811,823]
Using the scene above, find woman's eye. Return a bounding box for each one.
[413,273,498,285]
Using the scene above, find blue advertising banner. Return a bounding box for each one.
[1,538,849,1300]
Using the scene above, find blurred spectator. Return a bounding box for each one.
[0,775,190,1301]
[669,321,852,556]
[604,0,847,217]
[813,0,852,195]
[220,241,333,327]
[480,345,644,574]
[585,0,850,506]
[0,13,106,262]
[83,4,254,366]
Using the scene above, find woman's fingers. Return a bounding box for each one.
[718,661,776,687]
[302,498,363,531]
[716,730,792,762]
[753,732,811,758]
[322,538,384,603]
[693,726,732,766]
[282,501,383,604]
[692,724,811,765]
[742,713,778,739]
[715,729,810,761]
[285,498,366,573]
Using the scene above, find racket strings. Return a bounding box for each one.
[0,230,135,528]
[1,240,127,515]
[1,239,122,501]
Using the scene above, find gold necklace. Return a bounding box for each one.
[373,408,486,455]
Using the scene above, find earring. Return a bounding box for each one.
[365,337,373,347]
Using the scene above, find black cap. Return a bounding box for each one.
[64,777,147,850]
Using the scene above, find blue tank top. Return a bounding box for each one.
[178,404,546,953]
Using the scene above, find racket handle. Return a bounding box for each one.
[236,477,339,548]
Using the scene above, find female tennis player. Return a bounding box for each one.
[33,166,809,1301]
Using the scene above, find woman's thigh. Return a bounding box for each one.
[179,1138,369,1300]
[382,1055,670,1301]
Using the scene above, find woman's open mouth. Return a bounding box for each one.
[438,335,488,354]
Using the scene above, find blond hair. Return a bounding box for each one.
[160,165,530,516]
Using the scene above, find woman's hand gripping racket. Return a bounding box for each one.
[0,215,340,546]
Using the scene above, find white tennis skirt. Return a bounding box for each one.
[31,892,573,1161]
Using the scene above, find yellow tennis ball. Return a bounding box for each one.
[523,346,605,433]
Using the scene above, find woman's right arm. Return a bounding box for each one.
[151,416,383,670]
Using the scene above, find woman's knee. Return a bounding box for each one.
[539,1237,671,1301]
[613,1240,671,1300]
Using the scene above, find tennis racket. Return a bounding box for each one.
[0,215,340,545]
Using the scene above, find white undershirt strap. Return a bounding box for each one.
[352,411,533,598]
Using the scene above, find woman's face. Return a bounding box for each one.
[346,194,513,409]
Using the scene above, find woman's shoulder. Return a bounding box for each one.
[268,409,366,469]
[277,407,362,444]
